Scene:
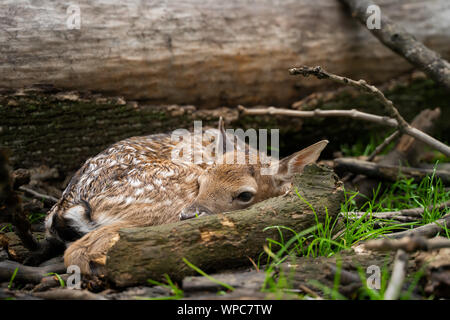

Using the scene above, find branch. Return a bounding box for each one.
[286,66,450,157]
[384,249,408,300]
[367,130,399,162]
[334,158,450,185]
[339,0,450,91]
[344,200,450,221]
[365,236,450,253]
[238,104,450,157]
[384,214,450,240]
[19,186,58,204]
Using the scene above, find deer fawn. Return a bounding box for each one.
[42,119,328,274]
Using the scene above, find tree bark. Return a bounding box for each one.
[105,165,344,287]
[340,0,450,91]
[1,0,449,107]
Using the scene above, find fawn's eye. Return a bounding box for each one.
[236,191,254,203]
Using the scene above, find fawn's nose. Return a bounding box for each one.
[179,205,212,220]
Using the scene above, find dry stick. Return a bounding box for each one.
[19,186,58,204]
[384,214,450,240]
[365,236,450,253]
[384,249,408,300]
[339,0,450,91]
[333,158,450,185]
[287,66,450,157]
[239,104,450,157]
[345,200,450,220]
[367,130,400,162]
[333,201,450,241]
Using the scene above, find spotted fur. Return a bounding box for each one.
[45,125,328,274]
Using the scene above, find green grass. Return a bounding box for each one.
[183,258,235,292]
[140,166,449,300]
[144,274,184,300]
[28,212,47,224]
[8,267,18,290]
[260,171,449,299]
[45,273,65,288]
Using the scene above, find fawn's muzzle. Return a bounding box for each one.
[179,205,212,220]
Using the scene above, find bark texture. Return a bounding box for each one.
[340,0,450,91]
[105,165,344,287]
[1,0,450,107]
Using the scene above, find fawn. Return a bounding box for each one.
[41,119,328,274]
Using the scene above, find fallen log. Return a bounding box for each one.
[340,0,450,91]
[105,165,344,287]
[1,0,449,107]
[334,158,450,185]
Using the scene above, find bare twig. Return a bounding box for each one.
[289,66,409,129]
[367,131,400,162]
[19,186,58,204]
[238,104,450,157]
[365,236,450,253]
[384,214,450,240]
[344,200,450,221]
[384,249,408,300]
[287,66,450,156]
[339,0,450,91]
[334,158,450,185]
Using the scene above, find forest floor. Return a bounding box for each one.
[1,76,449,300]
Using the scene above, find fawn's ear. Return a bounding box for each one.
[217,117,235,153]
[275,140,328,181]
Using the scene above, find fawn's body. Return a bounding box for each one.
[45,122,328,274]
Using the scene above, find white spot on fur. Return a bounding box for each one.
[130,179,143,187]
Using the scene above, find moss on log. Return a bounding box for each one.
[105,165,344,287]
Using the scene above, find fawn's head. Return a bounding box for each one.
[179,119,328,220]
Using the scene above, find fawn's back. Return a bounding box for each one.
[45,123,328,245]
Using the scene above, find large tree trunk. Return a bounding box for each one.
[1,0,449,108]
[105,165,344,287]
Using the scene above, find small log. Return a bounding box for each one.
[334,158,450,185]
[105,165,344,287]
